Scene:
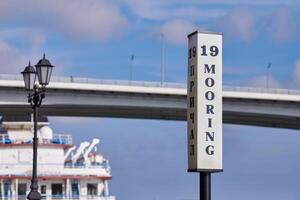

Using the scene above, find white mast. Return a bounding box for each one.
[72,141,90,164]
[64,145,76,160]
[83,138,100,166]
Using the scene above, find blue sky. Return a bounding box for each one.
[1,0,300,199]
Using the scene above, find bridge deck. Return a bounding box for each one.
[0,74,300,130]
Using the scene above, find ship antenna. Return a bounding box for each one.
[130,55,134,81]
[266,63,271,89]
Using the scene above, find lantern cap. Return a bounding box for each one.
[36,54,54,68]
[21,61,36,74]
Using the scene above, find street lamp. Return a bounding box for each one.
[21,54,54,200]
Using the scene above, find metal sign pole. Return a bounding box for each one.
[200,172,211,200]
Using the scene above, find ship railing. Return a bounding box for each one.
[0,163,109,171]
[64,162,110,170]
[47,195,115,200]
[0,134,72,145]
[52,134,72,145]
[0,195,115,200]
[0,134,11,144]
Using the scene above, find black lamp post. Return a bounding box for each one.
[21,54,54,200]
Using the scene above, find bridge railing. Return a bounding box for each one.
[223,86,300,95]
[1,74,300,95]
[0,74,186,89]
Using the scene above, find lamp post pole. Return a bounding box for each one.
[21,54,54,200]
[27,86,44,200]
[31,98,39,198]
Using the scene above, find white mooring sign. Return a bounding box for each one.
[187,31,223,172]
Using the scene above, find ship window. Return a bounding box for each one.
[3,181,10,198]
[51,184,63,198]
[87,184,98,196]
[71,183,79,198]
[18,183,27,196]
[41,185,47,195]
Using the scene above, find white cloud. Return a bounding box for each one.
[191,0,300,5]
[245,75,281,88]
[207,0,300,5]
[0,28,68,75]
[123,2,298,45]
[159,19,196,45]
[268,7,298,43]
[119,0,300,21]
[119,0,300,7]
[0,29,44,74]
[0,28,46,54]
[0,0,127,41]
[218,8,256,41]
[0,39,56,75]
[215,6,300,43]
[0,41,27,74]
[119,0,225,20]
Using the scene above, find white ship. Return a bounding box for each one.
[0,115,115,200]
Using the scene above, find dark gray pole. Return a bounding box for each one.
[130,55,134,81]
[200,172,211,200]
[160,33,165,86]
[266,63,271,89]
[27,91,42,200]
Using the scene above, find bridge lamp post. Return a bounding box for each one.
[21,54,54,200]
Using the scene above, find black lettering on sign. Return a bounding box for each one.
[204,64,215,74]
[206,145,215,155]
[201,45,207,56]
[192,46,197,57]
[200,46,219,57]
[189,81,194,92]
[205,91,215,101]
[208,118,212,128]
[190,65,195,76]
[189,46,197,59]
[190,129,194,140]
[189,96,195,108]
[210,46,219,57]
[190,112,195,123]
[206,132,214,141]
[190,144,195,156]
[205,78,215,87]
[206,105,214,114]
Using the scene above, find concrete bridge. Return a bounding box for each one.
[0,74,300,129]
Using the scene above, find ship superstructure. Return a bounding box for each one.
[0,115,115,200]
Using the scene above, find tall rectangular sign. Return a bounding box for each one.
[187,31,223,172]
